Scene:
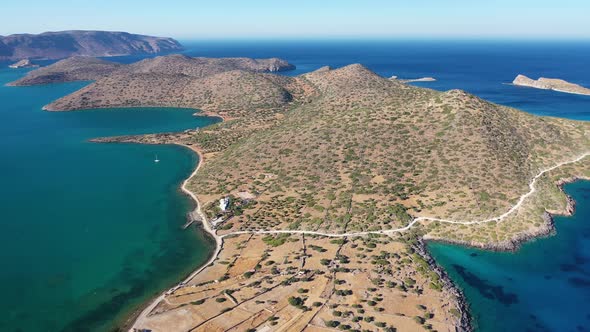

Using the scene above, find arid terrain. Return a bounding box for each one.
[28,56,590,331]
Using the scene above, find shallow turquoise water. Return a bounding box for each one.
[0,68,220,331]
[429,182,590,332]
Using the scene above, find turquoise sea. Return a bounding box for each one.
[1,41,589,331]
[0,68,219,331]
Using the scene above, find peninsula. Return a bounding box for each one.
[512,74,590,96]
[32,59,590,331]
[0,30,183,61]
[7,57,122,86]
[7,54,295,88]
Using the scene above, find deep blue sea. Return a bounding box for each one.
[1,40,589,331]
[429,181,590,332]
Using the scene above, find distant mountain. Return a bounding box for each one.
[0,30,183,61]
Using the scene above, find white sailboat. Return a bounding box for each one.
[154,154,160,163]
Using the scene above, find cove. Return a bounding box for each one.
[0,67,221,331]
[429,181,590,332]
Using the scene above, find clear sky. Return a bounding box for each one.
[2,0,589,39]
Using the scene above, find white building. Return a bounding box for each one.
[219,197,230,212]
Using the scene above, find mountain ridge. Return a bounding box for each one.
[0,30,183,61]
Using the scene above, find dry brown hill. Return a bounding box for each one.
[8,57,122,86]
[121,54,295,76]
[32,61,590,246]
[184,65,589,240]
[44,70,304,113]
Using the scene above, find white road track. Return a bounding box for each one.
[222,152,590,238]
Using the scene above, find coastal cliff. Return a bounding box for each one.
[0,30,183,61]
[512,74,590,96]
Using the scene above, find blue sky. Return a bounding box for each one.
[2,0,589,39]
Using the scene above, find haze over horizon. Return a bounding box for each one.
[2,0,590,40]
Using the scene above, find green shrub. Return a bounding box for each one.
[287,296,304,307]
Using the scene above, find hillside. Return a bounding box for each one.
[38,56,300,114]
[47,62,590,242]
[0,30,182,61]
[42,61,590,331]
[187,65,590,238]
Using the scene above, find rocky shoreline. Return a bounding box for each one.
[424,215,555,252]
[424,175,587,253]
[414,238,473,332]
[418,176,589,332]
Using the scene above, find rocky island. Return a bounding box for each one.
[0,30,183,61]
[27,58,590,331]
[512,74,590,96]
[391,76,436,83]
[8,59,38,68]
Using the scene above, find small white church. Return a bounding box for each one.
[219,197,230,212]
